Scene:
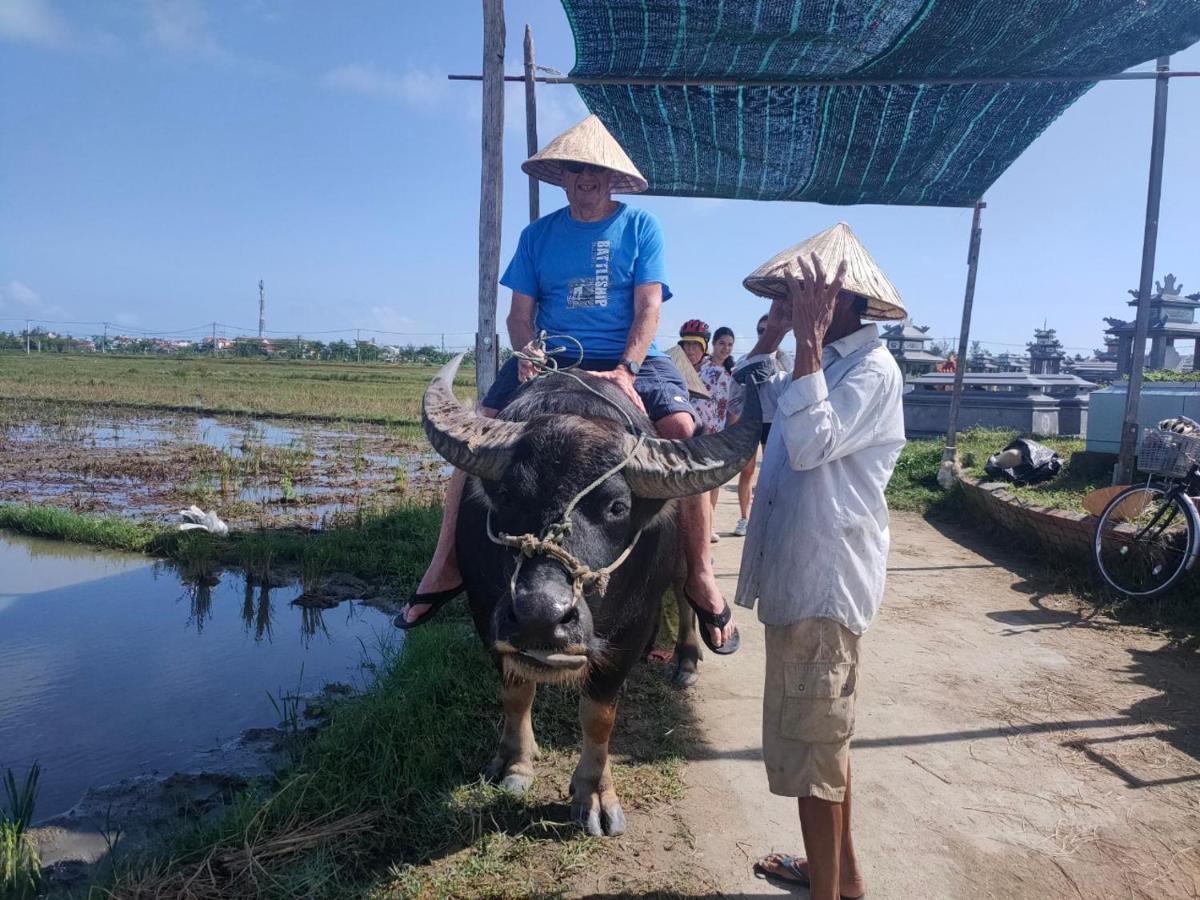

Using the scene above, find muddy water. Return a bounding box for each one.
[0,410,449,528]
[0,531,392,820]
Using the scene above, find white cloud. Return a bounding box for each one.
[144,0,228,62]
[0,0,70,47]
[0,280,71,319]
[321,64,448,107]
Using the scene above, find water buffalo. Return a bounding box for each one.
[421,355,760,836]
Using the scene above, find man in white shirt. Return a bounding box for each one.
[735,252,905,900]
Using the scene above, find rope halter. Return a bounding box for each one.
[485,332,648,606]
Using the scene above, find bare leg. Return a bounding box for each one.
[655,411,736,649]
[484,675,539,792]
[570,695,625,836]
[797,795,842,900]
[737,453,756,521]
[762,761,864,899]
[405,406,497,622]
[709,485,720,512]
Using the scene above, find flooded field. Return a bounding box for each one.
[0,530,394,821]
[0,403,450,529]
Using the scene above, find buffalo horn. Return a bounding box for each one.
[421,353,527,481]
[623,386,763,499]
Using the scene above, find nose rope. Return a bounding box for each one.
[490,332,650,606]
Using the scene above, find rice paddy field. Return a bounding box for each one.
[0,353,473,425]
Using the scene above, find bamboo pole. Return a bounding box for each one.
[524,25,539,223]
[1116,56,1171,484]
[476,0,504,398]
[939,200,986,486]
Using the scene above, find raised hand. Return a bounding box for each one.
[784,252,846,375]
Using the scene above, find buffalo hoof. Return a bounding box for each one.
[671,664,699,689]
[499,772,534,794]
[570,789,626,837]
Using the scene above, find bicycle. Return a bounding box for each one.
[1092,427,1200,598]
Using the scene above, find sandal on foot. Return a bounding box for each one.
[753,854,865,899]
[393,584,463,631]
[683,590,740,655]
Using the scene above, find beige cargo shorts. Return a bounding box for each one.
[762,617,860,802]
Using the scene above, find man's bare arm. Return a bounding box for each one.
[507,292,537,351]
[507,292,542,382]
[622,282,662,365]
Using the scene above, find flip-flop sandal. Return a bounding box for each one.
[753,854,866,899]
[393,584,463,631]
[683,590,740,655]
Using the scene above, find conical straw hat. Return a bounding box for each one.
[521,114,648,194]
[665,344,711,399]
[742,222,906,321]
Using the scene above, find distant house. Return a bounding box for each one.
[881,321,944,377]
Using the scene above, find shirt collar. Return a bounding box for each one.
[825,323,880,360]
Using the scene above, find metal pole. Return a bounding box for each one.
[212,322,217,357]
[1116,55,1171,485]
[449,70,1200,88]
[524,24,540,223]
[476,0,504,399]
[940,200,986,482]
[356,328,362,363]
[25,320,31,355]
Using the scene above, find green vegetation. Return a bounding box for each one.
[885,428,1101,516]
[1,764,41,900]
[101,620,691,899]
[0,505,163,553]
[0,355,475,425]
[1141,369,1200,383]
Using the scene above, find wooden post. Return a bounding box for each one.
[1116,55,1171,484]
[524,24,539,223]
[940,200,986,483]
[476,0,505,399]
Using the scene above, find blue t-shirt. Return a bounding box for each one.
[499,203,671,359]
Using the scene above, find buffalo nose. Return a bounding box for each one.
[500,591,588,648]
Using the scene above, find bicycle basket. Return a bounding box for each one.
[1138,428,1200,478]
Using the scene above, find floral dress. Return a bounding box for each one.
[694,358,732,435]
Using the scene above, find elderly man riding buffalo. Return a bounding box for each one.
[399,116,760,836]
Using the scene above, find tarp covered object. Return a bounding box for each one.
[560,1,1200,206]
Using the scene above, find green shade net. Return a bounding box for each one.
[560,1,1200,206]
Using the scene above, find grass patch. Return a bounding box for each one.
[0,504,162,553]
[1,764,41,900]
[0,355,474,426]
[100,621,693,899]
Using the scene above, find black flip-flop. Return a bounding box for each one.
[393,584,463,631]
[683,591,740,655]
[753,854,865,899]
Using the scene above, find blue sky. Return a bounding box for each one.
[1,1,1198,356]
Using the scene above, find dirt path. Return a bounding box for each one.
[645,494,1200,899]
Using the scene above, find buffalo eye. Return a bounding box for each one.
[607,499,629,518]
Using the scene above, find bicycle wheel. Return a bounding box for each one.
[1094,484,1200,598]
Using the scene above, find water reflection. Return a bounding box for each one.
[0,529,391,820]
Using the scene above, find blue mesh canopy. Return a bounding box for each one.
[560,1,1200,206]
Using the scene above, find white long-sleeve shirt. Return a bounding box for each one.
[733,324,906,633]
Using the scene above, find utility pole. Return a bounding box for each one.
[1116,55,1171,484]
[212,322,217,357]
[102,322,108,353]
[356,328,362,363]
[258,279,266,339]
[476,0,505,398]
[25,320,31,355]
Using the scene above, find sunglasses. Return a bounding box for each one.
[563,162,606,175]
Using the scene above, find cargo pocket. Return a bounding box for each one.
[779,662,857,743]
